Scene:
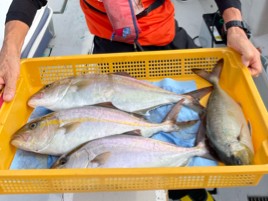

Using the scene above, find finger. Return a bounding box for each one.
[248,67,260,77]
[3,78,17,102]
[0,84,3,91]
[248,60,262,77]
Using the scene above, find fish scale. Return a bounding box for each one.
[192,59,254,165]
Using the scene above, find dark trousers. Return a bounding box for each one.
[93,20,198,53]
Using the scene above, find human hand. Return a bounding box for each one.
[0,44,20,102]
[226,27,262,77]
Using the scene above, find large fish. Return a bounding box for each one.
[192,59,254,165]
[11,100,197,155]
[51,134,208,169]
[28,73,211,115]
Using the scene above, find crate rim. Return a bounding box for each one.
[1,47,268,194]
[1,165,268,177]
[19,47,232,63]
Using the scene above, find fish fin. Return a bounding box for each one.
[184,86,213,101]
[133,109,151,116]
[194,115,206,146]
[191,69,212,83]
[163,99,184,122]
[94,102,146,118]
[74,80,92,90]
[185,102,206,117]
[248,121,252,136]
[91,152,111,166]
[130,113,146,119]
[237,125,243,141]
[191,59,224,84]
[62,122,81,134]
[163,99,199,129]
[68,85,79,93]
[212,59,224,79]
[183,86,213,115]
[175,120,199,130]
[94,102,117,109]
[121,129,142,136]
[111,72,133,77]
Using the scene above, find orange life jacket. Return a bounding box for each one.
[80,0,175,46]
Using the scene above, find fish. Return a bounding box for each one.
[11,100,197,156]
[51,134,209,169]
[192,59,254,165]
[27,73,212,115]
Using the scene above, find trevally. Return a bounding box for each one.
[192,59,254,165]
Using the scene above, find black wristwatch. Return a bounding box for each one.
[223,20,251,39]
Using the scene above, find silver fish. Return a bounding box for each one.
[192,59,254,165]
[11,100,197,155]
[52,134,208,169]
[28,73,211,114]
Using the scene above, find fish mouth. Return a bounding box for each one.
[28,93,44,107]
[11,133,32,144]
[230,148,252,165]
[10,136,23,147]
[28,93,55,108]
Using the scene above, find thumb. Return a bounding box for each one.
[3,77,17,102]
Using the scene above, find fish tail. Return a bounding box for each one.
[182,86,213,114]
[175,119,199,130]
[162,99,184,122]
[191,59,224,85]
[162,99,198,131]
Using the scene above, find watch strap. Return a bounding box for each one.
[224,20,251,38]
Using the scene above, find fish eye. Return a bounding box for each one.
[29,122,38,130]
[59,157,67,165]
[44,84,52,89]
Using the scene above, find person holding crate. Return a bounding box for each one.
[0,1,262,200]
[0,0,262,103]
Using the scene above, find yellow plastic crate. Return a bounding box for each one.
[0,48,267,194]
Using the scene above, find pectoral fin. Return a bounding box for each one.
[91,152,111,166]
[74,80,92,90]
[62,122,82,134]
[247,121,252,136]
